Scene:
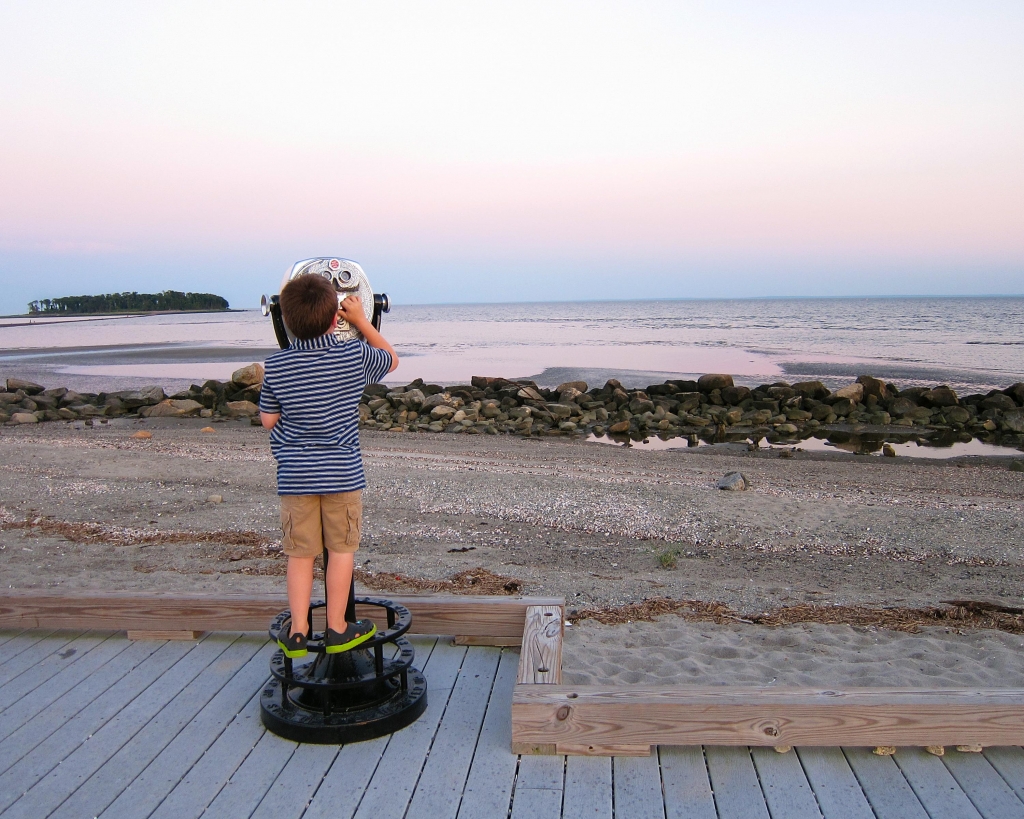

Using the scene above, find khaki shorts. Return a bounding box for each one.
[279,491,362,558]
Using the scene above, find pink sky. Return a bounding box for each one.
[1,2,1022,311]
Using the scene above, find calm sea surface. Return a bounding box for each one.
[1,297,1022,395]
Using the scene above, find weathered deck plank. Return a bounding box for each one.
[0,630,87,694]
[942,749,1024,819]
[750,746,823,819]
[614,754,667,819]
[405,646,502,819]
[561,755,612,819]
[0,639,193,812]
[199,730,297,819]
[893,747,984,819]
[705,746,771,819]
[248,743,341,819]
[796,747,875,819]
[0,629,59,673]
[1,634,233,819]
[985,747,1024,802]
[842,747,929,819]
[100,640,275,819]
[511,755,565,819]
[0,632,128,742]
[660,747,717,819]
[351,640,468,819]
[49,635,261,819]
[457,648,520,819]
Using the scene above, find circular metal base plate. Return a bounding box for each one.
[259,669,427,744]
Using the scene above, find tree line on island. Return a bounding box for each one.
[27,291,229,314]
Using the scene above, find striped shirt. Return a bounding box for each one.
[259,334,392,495]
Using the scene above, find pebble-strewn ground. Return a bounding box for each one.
[1,416,1023,612]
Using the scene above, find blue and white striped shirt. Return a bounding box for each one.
[259,334,392,495]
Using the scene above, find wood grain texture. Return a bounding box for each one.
[0,590,563,636]
[512,685,1024,754]
[126,630,204,641]
[454,635,524,646]
[517,605,563,685]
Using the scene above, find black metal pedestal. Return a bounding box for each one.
[260,554,427,744]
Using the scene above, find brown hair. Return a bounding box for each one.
[279,274,338,340]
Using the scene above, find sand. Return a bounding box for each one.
[563,617,1024,688]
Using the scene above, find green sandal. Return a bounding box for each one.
[325,620,376,654]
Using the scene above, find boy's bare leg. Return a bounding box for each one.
[325,551,355,632]
[287,556,315,636]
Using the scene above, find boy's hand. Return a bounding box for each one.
[339,295,370,330]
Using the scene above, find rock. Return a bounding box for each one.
[547,404,573,419]
[882,443,896,457]
[140,399,204,418]
[421,392,451,410]
[792,381,830,400]
[698,373,733,392]
[946,406,971,424]
[139,386,166,405]
[517,386,544,402]
[717,472,749,491]
[400,389,426,409]
[856,376,889,401]
[833,383,864,403]
[1003,409,1024,434]
[5,378,44,395]
[920,386,959,408]
[559,387,584,403]
[556,381,588,394]
[982,393,1017,412]
[1005,383,1024,406]
[10,412,39,424]
[430,405,456,420]
[608,420,630,433]
[1009,461,1024,472]
[775,423,798,434]
[200,408,213,418]
[831,398,856,416]
[721,386,751,405]
[481,403,502,419]
[558,421,577,431]
[231,363,265,386]
[207,494,224,504]
[889,397,918,417]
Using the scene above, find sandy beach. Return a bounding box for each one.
[3,416,1023,687]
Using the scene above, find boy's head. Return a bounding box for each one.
[280,274,338,340]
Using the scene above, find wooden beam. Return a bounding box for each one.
[512,685,1024,755]
[517,605,563,685]
[0,590,563,637]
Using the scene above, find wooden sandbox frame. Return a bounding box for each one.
[3,591,1024,756]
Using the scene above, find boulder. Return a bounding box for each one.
[982,393,1017,412]
[721,385,751,405]
[232,363,265,386]
[430,405,456,421]
[792,381,830,400]
[5,378,44,395]
[946,406,971,424]
[831,398,856,416]
[1005,383,1024,406]
[556,381,588,394]
[517,386,544,402]
[889,397,918,417]
[140,399,203,418]
[1003,409,1024,434]
[138,386,166,405]
[856,375,889,401]
[717,472,749,491]
[833,383,864,403]
[608,420,630,433]
[920,386,959,408]
[226,400,260,417]
[10,412,39,423]
[559,387,584,403]
[698,374,734,392]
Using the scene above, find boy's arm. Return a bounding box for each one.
[339,295,399,372]
[260,411,280,430]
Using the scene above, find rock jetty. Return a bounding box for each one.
[2,369,1024,451]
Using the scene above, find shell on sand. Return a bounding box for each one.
[130,430,152,439]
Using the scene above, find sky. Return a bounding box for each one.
[0,1,1022,313]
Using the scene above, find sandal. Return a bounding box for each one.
[277,630,308,658]
[325,620,376,654]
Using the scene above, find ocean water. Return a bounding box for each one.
[1,297,1022,395]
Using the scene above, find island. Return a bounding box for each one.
[27,290,229,314]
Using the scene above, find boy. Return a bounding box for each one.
[259,273,398,658]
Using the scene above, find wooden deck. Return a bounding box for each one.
[3,630,1024,818]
